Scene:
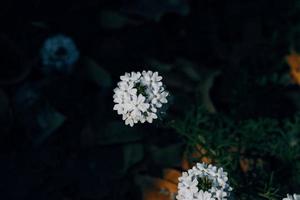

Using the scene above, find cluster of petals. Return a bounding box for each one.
[177,163,232,200]
[113,71,168,126]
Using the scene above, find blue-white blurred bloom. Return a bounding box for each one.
[40,34,79,74]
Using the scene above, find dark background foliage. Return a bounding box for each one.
[0,0,300,199]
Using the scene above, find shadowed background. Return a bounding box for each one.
[0,0,299,199]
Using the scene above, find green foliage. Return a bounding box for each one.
[149,143,183,167]
[35,104,66,144]
[122,143,144,173]
[99,10,135,29]
[83,58,112,88]
[171,107,300,199]
[99,122,144,145]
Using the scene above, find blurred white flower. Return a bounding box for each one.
[283,194,300,200]
[113,70,169,126]
[177,162,232,200]
[40,34,79,74]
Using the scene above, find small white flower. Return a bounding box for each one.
[118,81,137,96]
[120,72,131,82]
[130,71,142,82]
[120,72,141,82]
[113,70,169,126]
[283,194,300,200]
[150,86,169,108]
[124,113,135,127]
[139,111,158,123]
[141,70,163,87]
[40,34,79,74]
[177,162,232,200]
[130,94,150,115]
[215,190,227,200]
[196,190,214,200]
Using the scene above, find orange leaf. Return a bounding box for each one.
[181,153,190,170]
[201,156,212,164]
[240,158,250,173]
[143,189,173,200]
[137,175,178,200]
[286,51,300,85]
[152,178,178,194]
[163,169,181,184]
[181,145,213,170]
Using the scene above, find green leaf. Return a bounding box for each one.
[148,59,173,72]
[122,143,144,172]
[35,105,65,144]
[122,0,189,21]
[0,89,9,118]
[99,10,137,29]
[81,121,144,146]
[83,57,112,88]
[0,89,12,134]
[149,143,183,167]
[176,59,201,81]
[98,121,144,145]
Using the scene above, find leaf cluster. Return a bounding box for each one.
[172,107,300,199]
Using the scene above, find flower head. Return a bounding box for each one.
[177,163,232,200]
[113,70,169,126]
[40,34,79,74]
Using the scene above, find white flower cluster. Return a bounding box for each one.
[283,194,300,200]
[177,163,232,200]
[40,34,79,74]
[113,71,169,126]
